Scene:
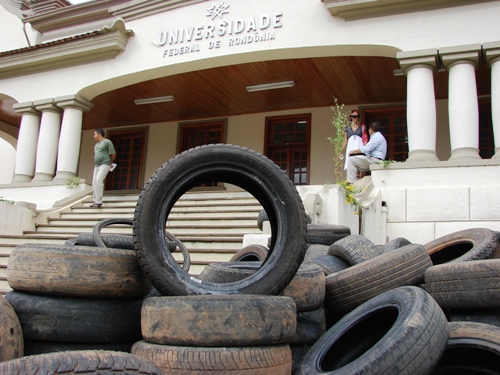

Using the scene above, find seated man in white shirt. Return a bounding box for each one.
[346,121,387,183]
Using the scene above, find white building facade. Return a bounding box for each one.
[1,0,500,244]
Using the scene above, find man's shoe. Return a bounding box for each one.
[90,203,102,208]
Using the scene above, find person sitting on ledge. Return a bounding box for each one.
[346,121,387,183]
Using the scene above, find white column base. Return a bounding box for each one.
[492,147,500,160]
[32,172,54,182]
[448,147,481,162]
[406,149,439,162]
[53,170,77,182]
[12,174,33,183]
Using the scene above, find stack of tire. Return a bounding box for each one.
[197,261,327,372]
[4,243,151,355]
[296,227,500,374]
[126,144,310,373]
[130,294,296,374]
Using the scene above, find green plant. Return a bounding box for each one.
[327,98,349,182]
[66,176,81,189]
[379,159,396,168]
[337,180,365,215]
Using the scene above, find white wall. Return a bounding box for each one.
[372,163,500,244]
[1,1,499,102]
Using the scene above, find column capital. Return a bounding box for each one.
[397,48,439,74]
[33,98,62,113]
[439,43,482,70]
[13,101,40,115]
[483,41,500,67]
[55,95,94,112]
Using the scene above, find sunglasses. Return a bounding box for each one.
[350,115,360,118]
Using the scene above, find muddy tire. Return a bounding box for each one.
[66,233,135,249]
[422,259,500,309]
[257,209,269,231]
[132,340,292,375]
[303,244,330,263]
[199,262,325,311]
[306,224,351,246]
[133,144,307,296]
[424,228,498,265]
[141,294,296,346]
[324,244,432,314]
[382,237,412,253]
[229,244,268,262]
[5,291,142,343]
[0,295,23,361]
[0,350,162,375]
[23,340,135,356]
[290,307,326,345]
[6,243,151,298]
[92,218,191,271]
[304,255,350,276]
[448,308,500,328]
[298,286,449,375]
[431,321,500,374]
[328,235,383,265]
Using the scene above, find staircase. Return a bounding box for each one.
[0,191,263,295]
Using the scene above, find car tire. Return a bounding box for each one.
[133,144,307,296]
[297,286,449,375]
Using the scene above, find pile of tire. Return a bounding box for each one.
[1,144,500,374]
[0,242,163,374]
[294,227,500,374]
[4,243,151,355]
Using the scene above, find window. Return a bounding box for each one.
[265,114,311,185]
[364,107,408,162]
[106,128,147,191]
[179,120,225,153]
[179,120,226,188]
[479,99,494,159]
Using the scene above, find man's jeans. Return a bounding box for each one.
[92,164,111,204]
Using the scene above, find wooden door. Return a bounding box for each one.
[106,128,146,191]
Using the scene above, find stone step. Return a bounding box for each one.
[0,191,264,295]
[59,211,260,220]
[48,218,258,227]
[35,225,261,235]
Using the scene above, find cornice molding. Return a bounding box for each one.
[321,0,499,21]
[23,0,208,34]
[0,19,133,79]
[24,0,129,34]
[110,0,208,22]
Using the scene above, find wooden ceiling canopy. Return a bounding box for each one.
[2,55,488,131]
[82,56,408,130]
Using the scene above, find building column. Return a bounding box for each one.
[53,95,93,182]
[32,99,62,181]
[397,49,439,162]
[484,41,500,161]
[11,102,41,182]
[440,44,482,162]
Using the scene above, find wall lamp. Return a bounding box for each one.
[134,95,175,105]
[246,81,295,92]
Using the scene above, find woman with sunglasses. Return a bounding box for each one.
[339,109,368,170]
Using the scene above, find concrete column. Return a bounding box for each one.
[32,99,62,181]
[53,95,93,182]
[440,44,482,162]
[484,41,500,160]
[397,49,439,162]
[11,102,41,182]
